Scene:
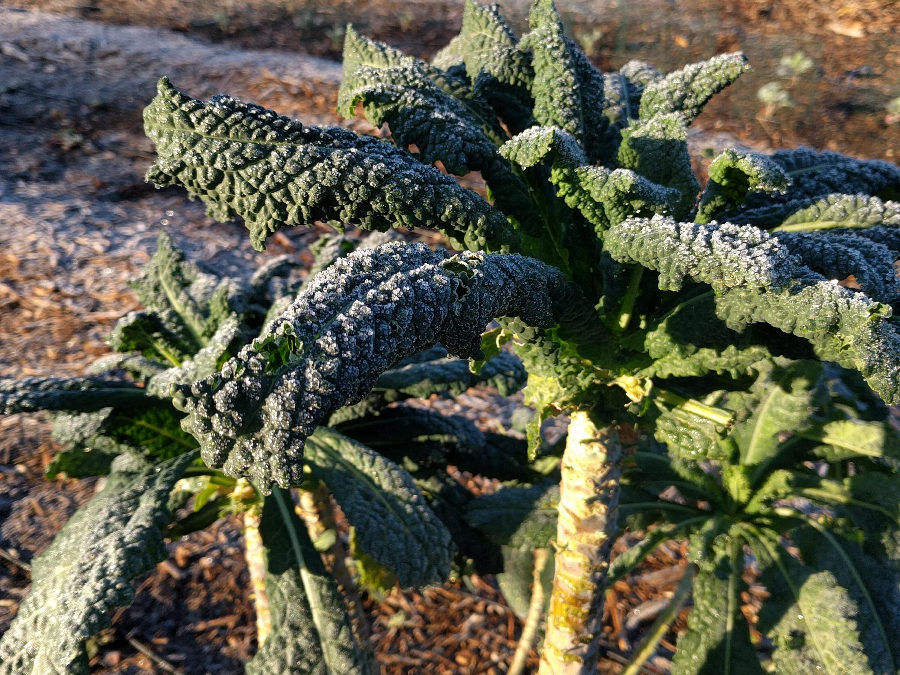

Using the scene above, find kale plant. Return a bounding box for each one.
[3,0,900,672]
[0,232,542,673]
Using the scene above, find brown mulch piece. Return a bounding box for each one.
[370,577,536,675]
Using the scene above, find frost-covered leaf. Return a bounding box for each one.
[729,149,900,224]
[339,30,545,236]
[126,231,227,350]
[144,78,518,253]
[176,242,573,491]
[466,483,559,548]
[147,315,246,397]
[0,453,193,675]
[499,125,587,170]
[793,526,900,673]
[605,217,798,293]
[696,148,788,224]
[432,0,532,90]
[576,164,682,230]
[432,0,535,133]
[520,0,611,163]
[605,216,900,403]
[246,487,372,675]
[617,113,699,219]
[303,428,452,587]
[772,194,900,233]
[639,52,749,123]
[773,231,900,303]
[0,376,147,415]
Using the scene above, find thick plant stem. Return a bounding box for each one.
[538,411,623,674]
[509,548,550,675]
[243,507,272,644]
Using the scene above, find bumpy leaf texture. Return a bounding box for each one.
[671,543,763,675]
[0,453,193,674]
[176,241,573,492]
[0,376,148,414]
[696,148,788,224]
[755,536,873,675]
[605,216,900,403]
[432,0,533,90]
[725,149,900,225]
[303,428,453,587]
[500,125,679,231]
[247,487,372,675]
[339,30,543,237]
[144,78,517,253]
[793,526,900,673]
[436,1,536,131]
[638,52,749,123]
[521,0,611,163]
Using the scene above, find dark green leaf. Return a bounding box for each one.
[466,483,559,548]
[0,453,194,674]
[247,487,372,674]
[176,242,572,491]
[303,428,453,587]
[144,78,518,253]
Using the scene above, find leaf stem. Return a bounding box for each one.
[509,548,549,675]
[614,265,644,332]
[654,388,735,427]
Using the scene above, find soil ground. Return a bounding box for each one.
[0,1,897,673]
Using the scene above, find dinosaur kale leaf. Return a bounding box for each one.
[605,216,900,402]
[176,241,574,492]
[696,148,788,224]
[638,52,749,123]
[247,487,372,675]
[671,540,763,675]
[726,149,900,225]
[144,78,517,253]
[520,0,611,163]
[373,347,526,398]
[0,376,147,415]
[431,0,535,134]
[302,428,453,587]
[754,533,875,675]
[0,453,194,675]
[339,28,543,237]
[773,194,900,233]
[466,483,559,549]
